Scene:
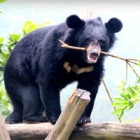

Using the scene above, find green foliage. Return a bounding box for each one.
[22,20,50,35]
[113,78,140,119]
[0,20,50,73]
[0,37,7,71]
[0,35,21,72]
[0,0,6,3]
[0,84,12,118]
[0,20,50,117]
[112,58,140,121]
[0,0,6,14]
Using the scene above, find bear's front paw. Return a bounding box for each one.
[48,114,59,125]
[77,116,91,126]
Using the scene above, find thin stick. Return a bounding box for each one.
[126,61,128,83]
[58,39,86,51]
[58,39,139,65]
[102,79,122,122]
[127,62,140,77]
[101,51,138,65]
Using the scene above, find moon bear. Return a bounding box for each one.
[4,15,122,126]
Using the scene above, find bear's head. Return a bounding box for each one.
[65,15,122,64]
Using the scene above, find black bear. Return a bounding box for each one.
[4,15,122,126]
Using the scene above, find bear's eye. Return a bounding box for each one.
[99,40,105,47]
[85,39,90,45]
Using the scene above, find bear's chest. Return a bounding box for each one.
[63,62,94,75]
[54,62,95,88]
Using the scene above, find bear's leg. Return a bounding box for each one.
[77,81,99,126]
[77,91,97,126]
[22,85,48,123]
[5,82,23,124]
[5,101,23,124]
[39,83,61,124]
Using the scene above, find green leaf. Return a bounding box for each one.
[22,20,51,35]
[0,83,12,118]
[1,46,9,55]
[22,21,38,35]
[9,34,21,43]
[0,0,6,3]
[137,77,140,83]
[0,37,4,43]
[113,100,129,106]
[0,37,4,48]
[127,104,134,110]
[113,98,125,101]
[120,94,130,100]
[138,60,140,66]
[113,109,123,115]
[119,110,124,119]
[112,102,125,107]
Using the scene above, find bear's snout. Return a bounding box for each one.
[86,44,101,64]
[90,52,99,59]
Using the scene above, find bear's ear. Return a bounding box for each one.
[105,18,123,33]
[66,15,85,29]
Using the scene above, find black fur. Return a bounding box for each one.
[4,15,122,125]
[66,15,85,28]
[106,18,123,33]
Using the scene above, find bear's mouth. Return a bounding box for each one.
[87,52,100,63]
[86,44,101,64]
[90,52,99,61]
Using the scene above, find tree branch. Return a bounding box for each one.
[58,39,86,51]
[58,39,139,66]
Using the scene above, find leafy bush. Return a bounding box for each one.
[22,20,50,35]
[112,60,140,120]
[0,0,6,3]
[0,84,11,118]
[113,79,140,119]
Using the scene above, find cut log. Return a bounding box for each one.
[6,122,140,140]
[70,122,140,140]
[45,89,91,140]
[0,112,11,140]
[6,123,52,140]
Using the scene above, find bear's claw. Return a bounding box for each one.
[77,116,91,126]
